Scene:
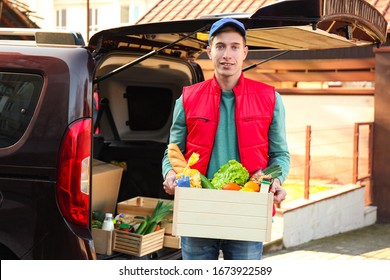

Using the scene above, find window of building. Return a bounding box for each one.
[56,9,66,29]
[120,4,130,24]
[89,8,99,33]
[132,5,141,21]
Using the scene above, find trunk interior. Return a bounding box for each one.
[93,52,196,205]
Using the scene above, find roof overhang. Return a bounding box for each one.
[0,0,39,28]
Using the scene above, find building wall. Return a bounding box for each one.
[282,185,376,247]
[373,47,390,223]
[19,0,158,41]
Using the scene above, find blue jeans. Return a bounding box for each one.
[181,236,263,260]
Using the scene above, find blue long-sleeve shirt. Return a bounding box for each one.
[162,90,290,183]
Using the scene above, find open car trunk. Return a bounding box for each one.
[89,0,387,56]
[88,0,387,259]
[93,53,196,203]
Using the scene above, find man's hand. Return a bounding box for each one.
[270,178,287,204]
[163,169,177,195]
[249,169,266,182]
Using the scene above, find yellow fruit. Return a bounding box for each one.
[240,187,255,192]
[243,181,260,192]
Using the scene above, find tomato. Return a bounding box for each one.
[242,181,260,192]
[222,182,241,191]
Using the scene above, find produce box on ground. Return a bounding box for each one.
[172,188,273,242]
[113,228,165,257]
[117,196,180,249]
[92,228,113,255]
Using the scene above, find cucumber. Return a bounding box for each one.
[200,174,215,189]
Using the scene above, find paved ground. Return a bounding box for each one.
[263,223,390,260]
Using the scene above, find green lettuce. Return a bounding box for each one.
[211,160,249,189]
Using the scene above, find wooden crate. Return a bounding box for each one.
[92,228,113,255]
[117,196,173,221]
[112,228,165,257]
[172,188,273,242]
[117,196,180,248]
[160,220,172,235]
[163,235,181,249]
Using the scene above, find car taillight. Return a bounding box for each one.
[56,119,91,228]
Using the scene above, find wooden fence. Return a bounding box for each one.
[284,122,373,203]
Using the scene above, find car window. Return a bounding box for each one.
[0,72,43,148]
[125,86,172,131]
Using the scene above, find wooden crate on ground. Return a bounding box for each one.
[117,196,173,220]
[163,235,181,249]
[92,228,113,255]
[117,196,180,249]
[172,188,273,242]
[113,228,165,257]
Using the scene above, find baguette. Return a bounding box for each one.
[167,143,187,173]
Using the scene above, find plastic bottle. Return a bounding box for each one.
[102,213,114,231]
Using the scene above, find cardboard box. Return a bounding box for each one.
[92,228,113,255]
[117,196,180,249]
[172,188,273,242]
[113,228,165,257]
[92,159,123,215]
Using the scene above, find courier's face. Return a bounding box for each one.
[207,30,248,81]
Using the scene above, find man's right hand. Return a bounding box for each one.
[163,169,177,195]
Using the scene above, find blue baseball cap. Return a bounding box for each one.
[208,18,246,44]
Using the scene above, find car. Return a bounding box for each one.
[0,0,387,260]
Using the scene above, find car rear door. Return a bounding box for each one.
[0,41,95,259]
[89,0,387,61]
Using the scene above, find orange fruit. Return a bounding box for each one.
[222,182,241,191]
[243,181,260,192]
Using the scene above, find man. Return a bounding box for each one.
[162,18,290,260]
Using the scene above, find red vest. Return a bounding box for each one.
[182,74,276,175]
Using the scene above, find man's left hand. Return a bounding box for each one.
[269,178,287,204]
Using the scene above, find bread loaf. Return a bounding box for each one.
[167,143,187,173]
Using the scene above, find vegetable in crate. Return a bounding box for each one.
[251,165,283,184]
[200,173,215,189]
[135,200,173,235]
[240,181,260,192]
[211,160,249,189]
[92,210,105,228]
[92,220,102,229]
[222,182,241,191]
[92,210,105,222]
